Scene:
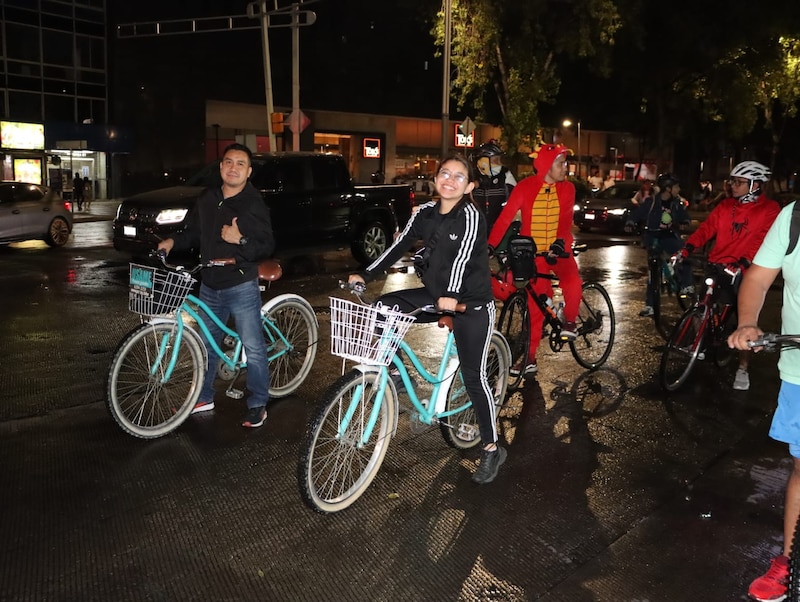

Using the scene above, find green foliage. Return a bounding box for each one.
[433,0,621,152]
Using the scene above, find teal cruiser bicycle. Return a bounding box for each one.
[107,251,318,439]
[297,282,511,514]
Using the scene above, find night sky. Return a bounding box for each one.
[109,1,446,120]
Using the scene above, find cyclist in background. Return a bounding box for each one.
[348,153,506,485]
[472,140,517,232]
[625,172,693,318]
[488,142,582,377]
[727,200,800,601]
[681,161,780,390]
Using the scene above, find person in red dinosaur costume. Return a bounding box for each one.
[488,143,581,378]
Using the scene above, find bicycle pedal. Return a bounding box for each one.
[225,387,244,400]
[456,423,479,442]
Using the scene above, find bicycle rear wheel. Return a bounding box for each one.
[659,306,707,391]
[570,282,615,370]
[107,321,205,439]
[262,295,318,398]
[297,369,395,514]
[440,331,511,450]
[496,291,529,390]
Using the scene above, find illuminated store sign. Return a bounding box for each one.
[1,121,45,150]
[454,125,474,148]
[363,138,381,158]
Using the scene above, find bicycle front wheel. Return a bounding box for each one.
[496,291,529,390]
[440,331,511,450]
[570,282,616,370]
[659,306,707,391]
[652,260,687,340]
[107,321,205,439]
[713,305,738,368]
[297,369,396,514]
[262,295,318,398]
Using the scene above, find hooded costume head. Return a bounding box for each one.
[529,143,572,177]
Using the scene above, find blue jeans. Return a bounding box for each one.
[198,279,269,409]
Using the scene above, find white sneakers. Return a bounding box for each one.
[733,368,750,391]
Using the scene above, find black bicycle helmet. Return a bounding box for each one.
[656,173,680,189]
[476,141,503,158]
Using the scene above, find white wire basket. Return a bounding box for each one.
[128,263,196,317]
[329,297,417,365]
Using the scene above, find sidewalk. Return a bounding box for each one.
[70,198,119,223]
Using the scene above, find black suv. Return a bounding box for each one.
[113,152,414,265]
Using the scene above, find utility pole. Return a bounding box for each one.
[118,1,318,153]
[441,0,452,158]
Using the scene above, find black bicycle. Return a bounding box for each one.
[658,265,739,391]
[646,239,695,339]
[492,238,616,391]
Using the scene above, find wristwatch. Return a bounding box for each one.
[238,236,249,246]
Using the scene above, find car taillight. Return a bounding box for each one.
[64,201,72,212]
[409,189,416,207]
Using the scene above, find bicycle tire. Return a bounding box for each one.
[107,321,205,439]
[262,295,319,398]
[440,331,511,450]
[652,256,688,340]
[297,369,396,514]
[659,306,707,391]
[712,306,738,368]
[569,282,616,370]
[496,291,529,390]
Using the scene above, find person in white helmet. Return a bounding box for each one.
[679,160,781,390]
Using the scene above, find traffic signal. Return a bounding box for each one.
[271,112,285,135]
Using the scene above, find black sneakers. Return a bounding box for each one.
[472,446,507,484]
[242,406,267,428]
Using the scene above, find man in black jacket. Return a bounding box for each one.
[158,143,275,428]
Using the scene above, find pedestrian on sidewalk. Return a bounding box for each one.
[83,178,93,212]
[73,173,84,211]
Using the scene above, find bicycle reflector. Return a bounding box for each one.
[509,236,537,286]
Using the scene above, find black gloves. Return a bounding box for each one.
[549,238,569,258]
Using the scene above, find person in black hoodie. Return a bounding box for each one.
[158,143,275,428]
[348,153,506,484]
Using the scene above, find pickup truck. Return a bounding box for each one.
[112,152,415,265]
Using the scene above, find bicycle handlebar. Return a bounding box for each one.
[338,280,466,316]
[748,333,800,351]
[149,249,235,274]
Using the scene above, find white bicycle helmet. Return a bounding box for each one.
[730,161,771,202]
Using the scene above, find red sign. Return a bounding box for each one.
[454,124,474,148]
[363,138,381,158]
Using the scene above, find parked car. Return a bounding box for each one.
[0,182,73,247]
[573,181,640,233]
[113,152,415,265]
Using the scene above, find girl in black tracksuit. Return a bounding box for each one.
[349,153,505,484]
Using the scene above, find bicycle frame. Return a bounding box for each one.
[144,292,293,384]
[336,329,470,446]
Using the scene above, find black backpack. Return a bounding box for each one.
[787,201,800,255]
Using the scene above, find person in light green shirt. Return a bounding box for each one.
[727,200,800,602]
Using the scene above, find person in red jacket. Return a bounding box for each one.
[488,143,582,377]
[681,160,780,391]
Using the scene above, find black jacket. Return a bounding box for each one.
[171,182,275,289]
[363,199,493,305]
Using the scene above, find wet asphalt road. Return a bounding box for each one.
[0,203,792,601]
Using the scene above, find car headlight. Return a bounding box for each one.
[607,208,627,216]
[573,204,581,212]
[156,208,189,224]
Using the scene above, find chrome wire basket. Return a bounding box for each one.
[128,263,196,317]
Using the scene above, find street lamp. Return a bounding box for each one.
[563,119,581,178]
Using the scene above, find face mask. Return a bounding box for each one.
[489,164,502,177]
